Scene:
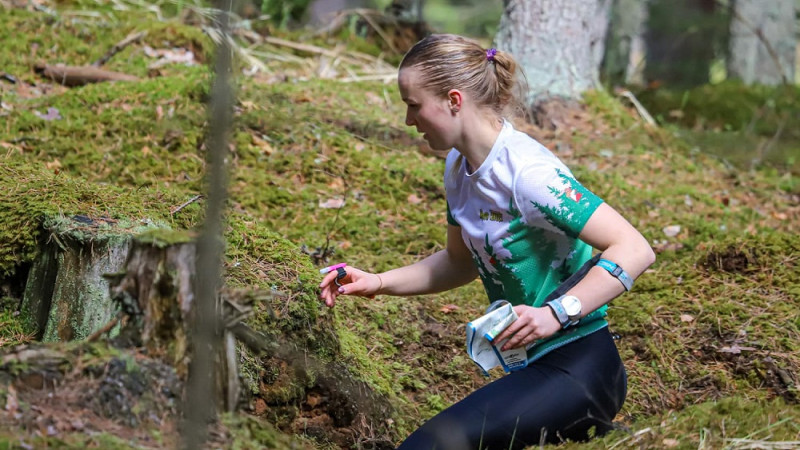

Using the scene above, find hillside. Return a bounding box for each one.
[1,1,799,449]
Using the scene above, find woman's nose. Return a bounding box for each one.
[405,110,415,127]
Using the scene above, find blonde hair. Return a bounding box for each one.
[399,34,527,121]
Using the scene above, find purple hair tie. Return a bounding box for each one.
[486,48,497,62]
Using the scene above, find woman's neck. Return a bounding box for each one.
[457,114,504,172]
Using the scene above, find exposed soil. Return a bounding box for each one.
[1,344,183,448]
[700,245,757,273]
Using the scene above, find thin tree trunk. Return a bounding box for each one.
[182,0,235,446]
[602,0,648,87]
[644,0,727,88]
[727,0,796,85]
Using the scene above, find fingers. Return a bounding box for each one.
[492,319,520,344]
[318,266,373,307]
[501,323,536,350]
[495,320,535,351]
[319,270,345,307]
[493,306,559,350]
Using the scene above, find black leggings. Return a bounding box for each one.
[397,328,626,450]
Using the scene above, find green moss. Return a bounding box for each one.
[0,430,142,449]
[0,306,34,348]
[135,228,194,248]
[628,81,800,173]
[0,161,198,277]
[222,412,316,449]
[565,397,800,449]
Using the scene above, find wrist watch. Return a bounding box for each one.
[546,295,582,329]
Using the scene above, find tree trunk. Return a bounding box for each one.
[602,0,648,87]
[644,0,727,88]
[495,0,612,105]
[727,0,797,85]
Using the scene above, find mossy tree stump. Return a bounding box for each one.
[106,229,197,372]
[21,215,131,342]
[107,229,239,411]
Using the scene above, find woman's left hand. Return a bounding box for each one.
[492,305,562,351]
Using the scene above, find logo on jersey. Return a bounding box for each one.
[562,187,583,203]
[479,209,504,222]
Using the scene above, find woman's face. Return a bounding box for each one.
[398,68,458,151]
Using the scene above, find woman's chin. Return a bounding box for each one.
[427,140,449,151]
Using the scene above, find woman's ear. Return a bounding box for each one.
[448,89,463,113]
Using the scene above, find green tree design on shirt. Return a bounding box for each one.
[531,169,598,238]
[469,200,535,305]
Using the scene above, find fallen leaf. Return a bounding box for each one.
[327,178,344,190]
[251,134,274,155]
[34,107,61,121]
[408,194,423,205]
[662,225,681,237]
[319,198,345,209]
[240,100,257,111]
[718,344,756,354]
[144,45,196,68]
[652,241,684,253]
[772,211,788,220]
[440,304,459,313]
[0,142,22,154]
[662,438,679,448]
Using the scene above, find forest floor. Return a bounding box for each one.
[1,1,800,449]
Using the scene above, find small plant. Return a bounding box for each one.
[260,0,312,29]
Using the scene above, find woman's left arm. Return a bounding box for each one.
[495,203,655,350]
[564,202,656,315]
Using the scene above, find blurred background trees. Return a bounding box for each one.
[263,0,798,95]
[495,0,612,106]
[727,0,797,85]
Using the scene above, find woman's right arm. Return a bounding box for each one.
[319,225,478,306]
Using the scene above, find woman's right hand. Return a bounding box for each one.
[319,266,383,307]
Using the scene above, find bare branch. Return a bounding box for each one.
[93,31,148,67]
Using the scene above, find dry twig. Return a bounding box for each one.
[170,194,204,215]
[93,31,148,67]
[617,89,657,127]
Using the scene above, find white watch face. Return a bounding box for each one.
[561,296,582,317]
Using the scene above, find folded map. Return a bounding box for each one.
[466,300,528,375]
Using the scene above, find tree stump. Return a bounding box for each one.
[107,229,239,412]
[21,215,130,341]
[106,229,197,373]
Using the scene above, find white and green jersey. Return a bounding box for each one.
[445,120,608,362]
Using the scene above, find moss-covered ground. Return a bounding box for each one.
[1,1,799,448]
